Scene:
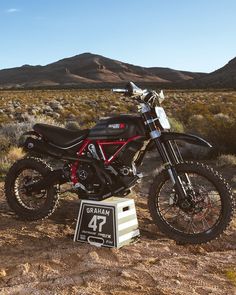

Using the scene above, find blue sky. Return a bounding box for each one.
[0,0,235,72]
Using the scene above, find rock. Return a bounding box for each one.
[28,108,37,115]
[0,269,6,278]
[14,263,31,275]
[43,105,54,113]
[52,112,60,119]
[87,101,98,108]
[121,270,132,279]
[53,276,74,285]
[163,246,171,252]
[6,107,14,114]
[88,251,100,262]
[66,114,76,120]
[174,279,181,285]
[15,112,30,122]
[12,101,21,108]
[71,274,84,285]
[49,101,63,111]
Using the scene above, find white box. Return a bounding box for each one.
[74,197,140,248]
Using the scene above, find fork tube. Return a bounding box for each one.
[163,140,192,186]
[162,140,180,165]
[141,105,187,200]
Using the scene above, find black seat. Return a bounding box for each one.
[33,123,89,148]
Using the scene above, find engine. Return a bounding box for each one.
[76,163,102,195]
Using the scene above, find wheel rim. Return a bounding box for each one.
[14,168,47,210]
[156,171,222,235]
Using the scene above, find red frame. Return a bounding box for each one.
[70,135,141,184]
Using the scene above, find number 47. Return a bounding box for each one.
[88,215,107,232]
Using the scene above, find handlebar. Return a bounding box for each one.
[112,88,129,94]
[112,82,144,97]
[112,82,165,106]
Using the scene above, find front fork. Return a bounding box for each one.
[141,105,188,202]
[153,138,188,202]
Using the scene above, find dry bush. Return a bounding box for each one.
[0,135,11,152]
[7,147,25,162]
[225,268,236,286]
[0,115,62,146]
[64,120,80,130]
[0,147,25,178]
[177,100,236,155]
[169,117,184,133]
[217,154,236,167]
[0,158,10,179]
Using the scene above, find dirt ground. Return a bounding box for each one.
[0,160,235,295]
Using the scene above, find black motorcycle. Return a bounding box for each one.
[5,82,234,244]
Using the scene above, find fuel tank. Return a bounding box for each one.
[88,115,147,139]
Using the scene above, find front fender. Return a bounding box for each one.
[160,132,212,148]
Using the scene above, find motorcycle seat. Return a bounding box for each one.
[33,123,89,148]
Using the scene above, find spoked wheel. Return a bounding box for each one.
[148,162,234,244]
[5,157,59,221]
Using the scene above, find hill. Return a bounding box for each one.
[187,57,236,88]
[0,53,206,88]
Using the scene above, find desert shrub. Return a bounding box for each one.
[0,158,10,179]
[0,147,25,178]
[187,115,236,154]
[169,117,184,133]
[217,154,236,167]
[65,120,80,130]
[225,268,236,286]
[0,122,32,146]
[0,135,11,152]
[177,103,210,125]
[177,100,236,155]
[83,121,96,129]
[0,115,62,146]
[7,147,25,162]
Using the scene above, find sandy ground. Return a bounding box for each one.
[0,161,235,295]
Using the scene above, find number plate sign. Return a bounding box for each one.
[74,201,116,247]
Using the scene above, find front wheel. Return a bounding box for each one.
[148,162,234,244]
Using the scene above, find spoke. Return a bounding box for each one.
[14,169,46,210]
[210,199,221,205]
[187,217,194,234]
[187,217,199,234]
[202,216,210,231]
[191,220,198,233]
[172,209,181,220]
[159,206,172,216]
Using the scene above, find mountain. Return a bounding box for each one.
[187,57,236,88]
[0,53,206,88]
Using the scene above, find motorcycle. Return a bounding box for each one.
[5,82,234,244]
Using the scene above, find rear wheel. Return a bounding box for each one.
[5,157,59,221]
[148,162,234,244]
